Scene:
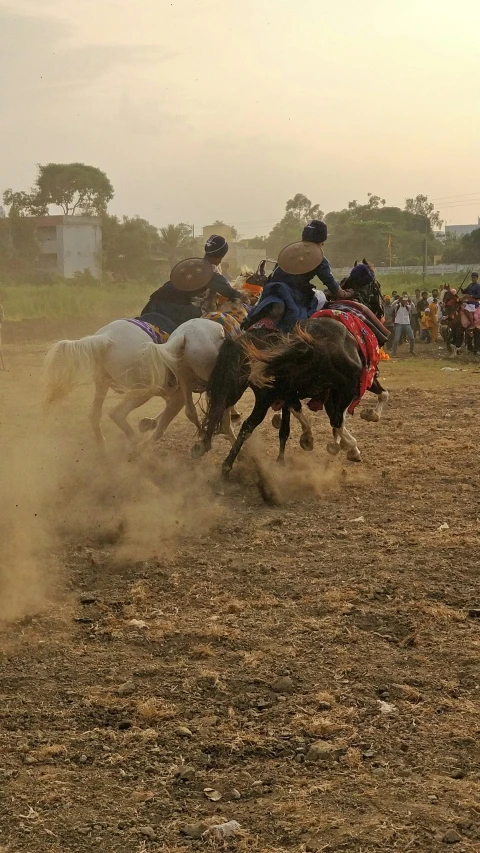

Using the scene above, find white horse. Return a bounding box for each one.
[44,317,236,450]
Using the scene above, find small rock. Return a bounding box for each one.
[118,720,132,731]
[451,768,465,779]
[203,821,241,841]
[377,700,397,714]
[176,726,193,738]
[24,755,36,765]
[79,755,88,764]
[317,701,331,711]
[428,795,438,803]
[138,826,156,841]
[117,681,135,697]
[203,788,222,801]
[195,715,218,728]
[80,596,97,605]
[271,676,294,694]
[232,788,241,799]
[305,741,338,763]
[181,823,208,839]
[442,828,462,844]
[468,608,480,619]
[176,765,196,782]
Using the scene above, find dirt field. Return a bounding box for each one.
[0,333,479,853]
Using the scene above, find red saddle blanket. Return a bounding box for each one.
[309,308,380,413]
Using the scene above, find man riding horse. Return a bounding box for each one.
[140,235,242,333]
[243,220,352,332]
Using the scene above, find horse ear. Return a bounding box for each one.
[259,260,266,276]
[362,258,368,266]
[353,260,358,267]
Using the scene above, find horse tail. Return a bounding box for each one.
[44,334,112,404]
[201,337,246,443]
[140,331,186,390]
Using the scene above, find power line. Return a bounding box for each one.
[432,190,480,202]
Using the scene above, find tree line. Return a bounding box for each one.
[1,163,479,283]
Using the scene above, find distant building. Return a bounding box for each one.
[445,218,480,239]
[33,215,102,279]
[202,223,236,243]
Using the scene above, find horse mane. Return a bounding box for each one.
[241,325,315,388]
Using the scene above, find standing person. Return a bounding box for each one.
[412,288,422,338]
[391,295,416,356]
[461,272,480,354]
[417,290,430,342]
[383,295,395,351]
[428,297,440,342]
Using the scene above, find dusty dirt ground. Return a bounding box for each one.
[0,332,479,853]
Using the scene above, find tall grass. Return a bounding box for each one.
[0,270,472,322]
[0,281,149,322]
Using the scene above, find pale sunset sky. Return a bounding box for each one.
[1,0,479,235]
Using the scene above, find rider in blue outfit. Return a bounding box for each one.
[244,220,350,332]
[140,236,241,331]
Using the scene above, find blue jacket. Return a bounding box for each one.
[245,281,318,332]
[267,256,340,295]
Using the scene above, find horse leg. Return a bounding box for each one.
[222,409,238,447]
[290,402,314,450]
[109,389,154,444]
[222,393,272,476]
[146,387,186,445]
[277,407,291,463]
[325,391,361,462]
[361,375,389,423]
[230,405,241,421]
[90,376,110,450]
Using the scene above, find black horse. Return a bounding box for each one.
[193,262,389,471]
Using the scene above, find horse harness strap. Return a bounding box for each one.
[125,318,169,344]
[310,308,380,414]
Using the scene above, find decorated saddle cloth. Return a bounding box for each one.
[310,307,380,414]
[126,317,169,344]
[203,303,249,339]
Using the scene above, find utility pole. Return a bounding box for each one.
[423,214,428,281]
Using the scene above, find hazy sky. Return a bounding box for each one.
[1,0,479,236]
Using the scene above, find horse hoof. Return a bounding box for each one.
[326,441,340,456]
[231,411,242,421]
[271,414,281,430]
[346,448,361,462]
[138,417,156,433]
[191,442,206,459]
[300,433,314,451]
[276,456,285,465]
[221,463,232,478]
[360,409,379,423]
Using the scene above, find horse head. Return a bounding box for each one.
[346,259,385,319]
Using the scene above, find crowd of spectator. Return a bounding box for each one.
[383,273,480,357]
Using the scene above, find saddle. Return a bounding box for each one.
[328,300,390,345]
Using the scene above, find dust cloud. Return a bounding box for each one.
[0,404,224,623]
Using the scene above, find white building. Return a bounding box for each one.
[33,215,102,279]
[445,218,480,238]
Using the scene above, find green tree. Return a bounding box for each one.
[267,194,324,256]
[102,214,164,282]
[404,194,443,229]
[3,162,114,217]
[158,223,196,268]
[441,229,480,264]
[325,196,443,267]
